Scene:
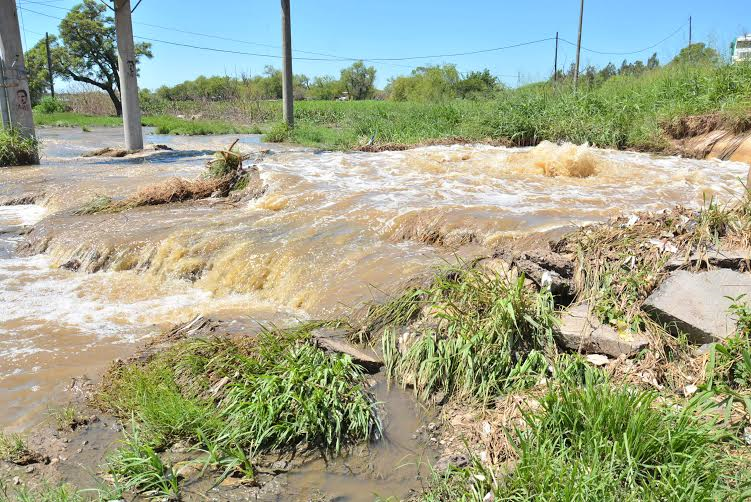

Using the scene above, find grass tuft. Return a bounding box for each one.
[381,265,557,403]
[0,128,38,166]
[95,324,378,494]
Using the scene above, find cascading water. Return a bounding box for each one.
[1,128,749,431]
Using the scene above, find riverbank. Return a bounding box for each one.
[2,131,751,500]
[3,191,751,500]
[32,112,259,136]
[26,64,751,155]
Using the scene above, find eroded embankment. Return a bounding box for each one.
[4,190,751,501]
[3,132,751,500]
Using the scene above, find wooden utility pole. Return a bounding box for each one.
[114,0,143,151]
[554,31,559,81]
[281,0,293,127]
[45,32,54,99]
[688,16,692,48]
[573,0,584,92]
[0,0,36,143]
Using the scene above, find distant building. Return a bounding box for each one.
[731,34,751,63]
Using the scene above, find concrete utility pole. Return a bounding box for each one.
[0,58,10,128]
[688,16,692,48]
[0,0,36,141]
[45,32,54,99]
[573,0,584,92]
[281,0,293,127]
[554,31,559,81]
[114,0,143,151]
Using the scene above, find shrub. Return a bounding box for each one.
[33,96,69,114]
[0,128,39,166]
[263,121,291,143]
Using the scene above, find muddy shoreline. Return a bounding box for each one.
[2,129,751,500]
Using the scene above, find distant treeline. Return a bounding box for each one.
[141,43,724,105]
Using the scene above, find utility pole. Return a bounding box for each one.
[688,16,692,48]
[0,0,36,144]
[0,58,9,128]
[114,0,143,151]
[553,31,559,81]
[45,32,54,99]
[573,0,584,92]
[281,0,293,127]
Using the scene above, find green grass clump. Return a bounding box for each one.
[33,96,69,114]
[0,128,38,166]
[424,381,744,501]
[0,480,86,502]
[107,425,179,499]
[0,431,30,463]
[96,325,378,494]
[263,121,291,143]
[382,266,556,403]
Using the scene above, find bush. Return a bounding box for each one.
[263,122,291,143]
[0,128,39,166]
[33,96,69,114]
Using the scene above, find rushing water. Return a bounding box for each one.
[1,129,748,434]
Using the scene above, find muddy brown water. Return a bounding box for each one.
[1,127,749,499]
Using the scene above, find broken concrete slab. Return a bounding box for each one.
[666,247,750,272]
[643,269,751,344]
[491,249,576,304]
[311,328,383,374]
[555,303,649,357]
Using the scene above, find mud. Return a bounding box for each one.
[1,126,750,499]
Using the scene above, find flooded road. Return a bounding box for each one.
[1,127,749,492]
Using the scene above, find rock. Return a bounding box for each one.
[270,460,288,473]
[643,270,751,343]
[493,249,576,304]
[666,248,751,271]
[12,476,20,486]
[176,462,202,480]
[82,147,128,158]
[555,303,649,357]
[483,492,495,502]
[585,354,610,366]
[311,328,383,374]
[434,453,469,472]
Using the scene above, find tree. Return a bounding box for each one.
[56,0,152,115]
[456,69,499,98]
[308,75,345,100]
[340,61,376,100]
[647,52,660,70]
[671,43,722,67]
[24,36,57,105]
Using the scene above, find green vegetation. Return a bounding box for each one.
[139,61,751,151]
[32,111,254,135]
[33,97,69,114]
[23,0,152,113]
[423,380,747,501]
[0,432,30,464]
[0,128,39,167]
[0,481,85,502]
[95,325,378,496]
[381,266,556,403]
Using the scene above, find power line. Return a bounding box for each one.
[560,21,688,56]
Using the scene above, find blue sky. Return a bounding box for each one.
[16,0,750,91]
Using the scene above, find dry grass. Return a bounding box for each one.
[75,140,265,215]
[386,209,478,248]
